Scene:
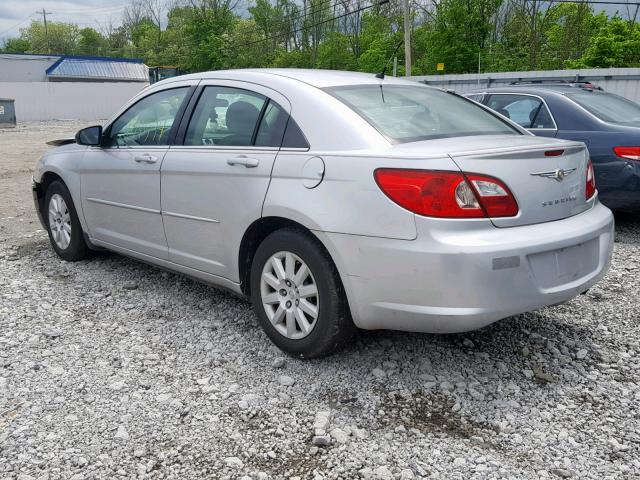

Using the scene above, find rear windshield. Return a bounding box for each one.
[566,92,640,125]
[327,85,519,143]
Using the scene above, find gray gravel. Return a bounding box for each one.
[1,123,639,479]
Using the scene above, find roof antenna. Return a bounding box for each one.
[376,40,404,80]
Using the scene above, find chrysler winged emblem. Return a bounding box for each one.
[530,168,577,182]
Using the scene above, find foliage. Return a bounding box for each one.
[567,17,640,68]
[0,0,638,75]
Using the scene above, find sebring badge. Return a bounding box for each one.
[541,195,577,207]
[530,168,577,182]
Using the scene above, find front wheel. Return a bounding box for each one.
[45,180,92,261]
[250,228,355,358]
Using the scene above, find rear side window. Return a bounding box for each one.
[185,86,266,146]
[328,85,518,143]
[465,94,484,102]
[184,86,308,148]
[566,92,640,125]
[254,103,309,148]
[255,102,288,147]
[282,117,309,148]
[487,94,555,129]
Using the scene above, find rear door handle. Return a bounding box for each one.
[134,153,158,164]
[227,156,259,168]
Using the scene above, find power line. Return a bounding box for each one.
[256,0,378,37]
[235,0,389,49]
[49,4,127,14]
[0,15,34,38]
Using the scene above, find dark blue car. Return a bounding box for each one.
[465,83,640,211]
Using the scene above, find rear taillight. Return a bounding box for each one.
[613,146,640,161]
[585,160,596,200]
[374,169,519,218]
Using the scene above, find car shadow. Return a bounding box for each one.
[614,210,640,244]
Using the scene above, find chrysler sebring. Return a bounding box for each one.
[33,69,614,357]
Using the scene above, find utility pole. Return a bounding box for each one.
[36,8,53,54]
[403,0,411,77]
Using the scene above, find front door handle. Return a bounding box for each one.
[134,153,158,164]
[227,156,260,168]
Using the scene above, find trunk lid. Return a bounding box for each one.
[389,135,591,227]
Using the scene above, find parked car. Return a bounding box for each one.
[33,70,614,357]
[464,82,640,211]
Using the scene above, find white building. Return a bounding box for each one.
[0,53,150,121]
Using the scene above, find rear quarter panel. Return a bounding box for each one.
[263,150,461,240]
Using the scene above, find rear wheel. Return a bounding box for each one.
[45,180,92,261]
[250,228,355,358]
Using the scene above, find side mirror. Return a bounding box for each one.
[75,125,103,146]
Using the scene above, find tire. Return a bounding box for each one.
[44,180,92,261]
[250,228,356,358]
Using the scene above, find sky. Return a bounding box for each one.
[0,0,637,44]
[0,0,126,42]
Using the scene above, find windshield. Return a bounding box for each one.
[566,92,640,125]
[327,85,520,143]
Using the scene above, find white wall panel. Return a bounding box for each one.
[0,54,57,82]
[0,81,148,121]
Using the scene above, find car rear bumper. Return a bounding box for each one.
[599,188,640,211]
[322,202,614,333]
[596,156,640,211]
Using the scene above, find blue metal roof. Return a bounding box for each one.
[46,56,148,82]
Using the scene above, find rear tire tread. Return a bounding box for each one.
[250,227,356,358]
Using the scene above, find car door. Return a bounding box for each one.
[485,93,558,138]
[161,81,292,281]
[80,85,192,259]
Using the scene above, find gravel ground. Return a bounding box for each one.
[1,122,639,480]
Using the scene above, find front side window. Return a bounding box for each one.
[487,94,555,129]
[565,92,640,125]
[106,87,188,147]
[327,85,518,143]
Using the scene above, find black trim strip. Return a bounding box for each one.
[251,99,270,146]
[169,84,198,145]
[174,84,205,146]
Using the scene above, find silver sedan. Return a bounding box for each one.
[33,69,614,358]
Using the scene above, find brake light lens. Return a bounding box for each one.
[613,146,640,161]
[374,169,519,218]
[466,174,520,217]
[585,160,596,200]
[544,149,564,157]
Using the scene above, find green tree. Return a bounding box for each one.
[189,8,235,71]
[77,28,106,56]
[2,37,31,53]
[569,17,640,68]
[413,0,502,74]
[316,32,354,69]
[19,20,80,54]
[225,18,278,68]
[356,11,399,73]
